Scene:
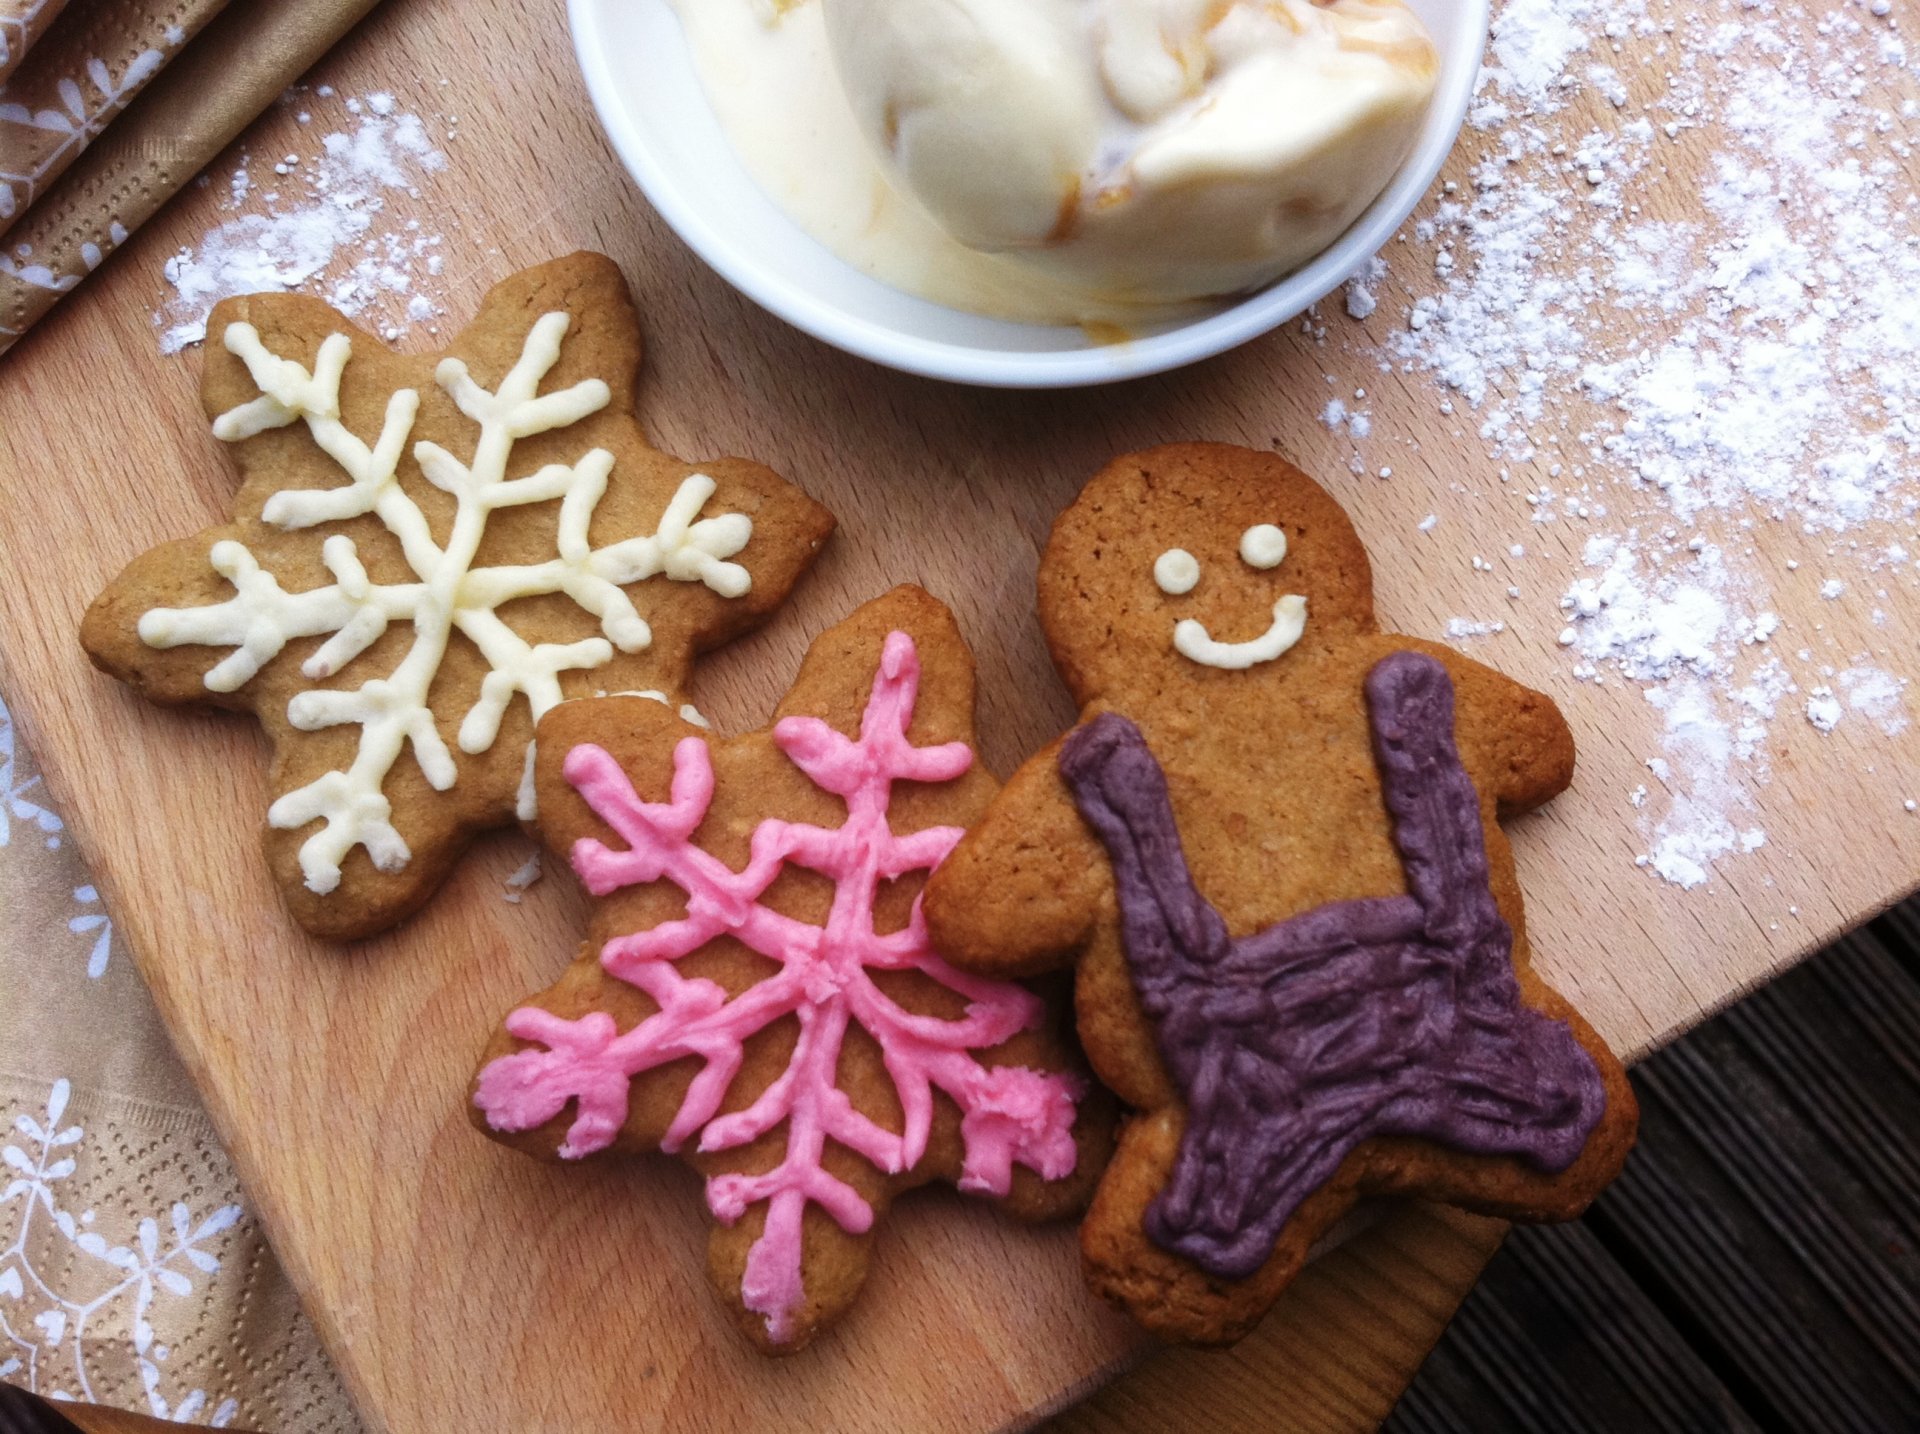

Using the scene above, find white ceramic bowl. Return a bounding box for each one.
[569,0,1490,389]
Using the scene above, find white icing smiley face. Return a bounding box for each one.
[1153,524,1309,671]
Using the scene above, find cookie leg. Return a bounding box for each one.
[1081,1112,1364,1345]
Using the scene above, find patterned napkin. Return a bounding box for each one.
[0,1,71,87]
[0,692,360,1429]
[0,0,382,357]
[0,0,232,235]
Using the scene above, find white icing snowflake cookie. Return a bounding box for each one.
[82,253,835,939]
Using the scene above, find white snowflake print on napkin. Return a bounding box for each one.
[0,50,162,220]
[66,886,110,981]
[1,1080,241,1423]
[0,694,62,851]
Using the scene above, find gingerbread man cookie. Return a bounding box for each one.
[471,587,1107,1352]
[925,444,1637,1344]
[82,253,834,939]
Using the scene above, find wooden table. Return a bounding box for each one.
[3,1,1913,1430]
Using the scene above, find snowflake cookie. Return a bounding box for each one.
[82,253,834,939]
[925,445,1639,1345]
[471,587,1107,1352]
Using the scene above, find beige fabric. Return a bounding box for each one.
[0,0,382,355]
[0,0,70,87]
[0,0,234,236]
[1,691,360,1431]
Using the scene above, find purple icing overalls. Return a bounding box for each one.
[1059,651,1608,1280]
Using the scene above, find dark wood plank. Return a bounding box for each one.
[1635,1046,1920,1378]
[1500,1224,1758,1433]
[1872,901,1920,984]
[1384,1219,1758,1434]
[1427,1282,1608,1434]
[1727,941,1920,1253]
[1589,1072,1919,1430]
[1394,899,1920,1434]
[1815,928,1920,1094]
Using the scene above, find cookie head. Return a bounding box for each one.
[1037,444,1377,704]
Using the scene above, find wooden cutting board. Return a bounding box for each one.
[1,2,1914,1432]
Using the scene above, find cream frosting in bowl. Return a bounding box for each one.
[569,0,1488,388]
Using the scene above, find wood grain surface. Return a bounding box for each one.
[1050,1207,1506,1434]
[1,0,1911,1430]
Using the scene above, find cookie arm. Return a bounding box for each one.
[1419,644,1577,814]
[925,735,1109,980]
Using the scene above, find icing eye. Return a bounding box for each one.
[1154,549,1200,595]
[1240,525,1288,570]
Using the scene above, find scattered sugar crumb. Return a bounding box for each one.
[1345,256,1388,320]
[1321,395,1373,438]
[1806,688,1843,734]
[502,852,543,904]
[1446,618,1507,639]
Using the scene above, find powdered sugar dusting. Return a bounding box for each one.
[1839,664,1911,736]
[156,92,454,354]
[1351,0,1918,890]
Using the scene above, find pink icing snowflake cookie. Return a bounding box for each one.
[470,586,1109,1352]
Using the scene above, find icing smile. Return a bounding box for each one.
[1155,524,1309,670]
[1173,596,1308,671]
